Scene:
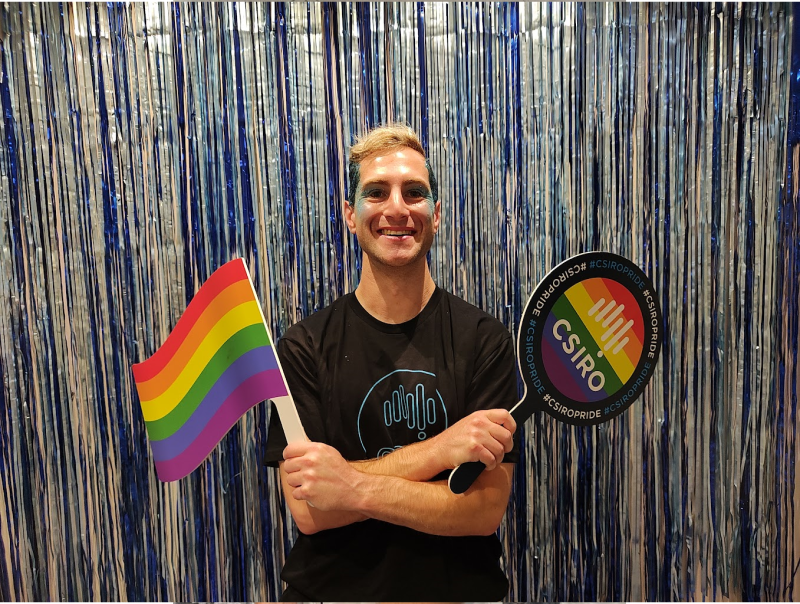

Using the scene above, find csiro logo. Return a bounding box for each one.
[542,277,645,403]
[588,297,636,353]
[356,369,448,458]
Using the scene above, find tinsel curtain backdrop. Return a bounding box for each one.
[1,2,799,602]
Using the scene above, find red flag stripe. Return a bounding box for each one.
[132,259,249,383]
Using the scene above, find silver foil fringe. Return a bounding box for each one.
[0,3,798,601]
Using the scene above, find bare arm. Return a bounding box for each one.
[352,463,514,536]
[283,443,514,536]
[278,460,513,536]
[281,409,516,536]
[352,408,515,481]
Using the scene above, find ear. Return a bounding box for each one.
[432,200,441,234]
[343,200,357,234]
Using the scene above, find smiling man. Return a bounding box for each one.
[265,124,519,602]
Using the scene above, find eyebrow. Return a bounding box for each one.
[360,178,431,188]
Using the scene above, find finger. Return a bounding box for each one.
[285,472,304,488]
[502,412,517,434]
[283,441,312,460]
[478,447,497,471]
[485,408,513,425]
[284,453,317,474]
[292,487,318,509]
[499,425,515,453]
[473,436,504,468]
[482,437,506,465]
[282,458,301,474]
[486,422,514,453]
[481,410,517,439]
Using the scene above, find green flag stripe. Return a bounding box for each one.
[144,323,270,440]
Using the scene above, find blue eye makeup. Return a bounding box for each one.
[409,188,435,213]
[353,182,435,214]
[355,189,383,212]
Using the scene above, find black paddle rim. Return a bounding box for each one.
[516,251,663,426]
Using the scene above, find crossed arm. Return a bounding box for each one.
[278,408,516,537]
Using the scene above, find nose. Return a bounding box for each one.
[384,187,410,219]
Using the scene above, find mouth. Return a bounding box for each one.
[378,228,416,238]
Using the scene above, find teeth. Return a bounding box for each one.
[382,230,412,236]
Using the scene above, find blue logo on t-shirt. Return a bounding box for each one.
[357,369,448,457]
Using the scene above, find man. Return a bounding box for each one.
[265,124,519,602]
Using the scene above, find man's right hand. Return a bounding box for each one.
[431,409,516,471]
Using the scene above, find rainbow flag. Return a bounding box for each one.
[132,258,306,482]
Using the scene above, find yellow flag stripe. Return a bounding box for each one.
[139,301,263,421]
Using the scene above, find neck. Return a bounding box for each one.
[354,256,437,324]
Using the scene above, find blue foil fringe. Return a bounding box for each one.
[0,3,798,601]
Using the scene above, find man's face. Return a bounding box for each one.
[344,147,440,269]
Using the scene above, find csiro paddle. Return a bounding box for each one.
[448,252,663,494]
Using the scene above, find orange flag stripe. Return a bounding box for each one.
[134,279,257,401]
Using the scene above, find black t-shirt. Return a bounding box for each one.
[265,287,519,601]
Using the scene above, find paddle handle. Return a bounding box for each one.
[447,460,487,495]
[447,398,531,494]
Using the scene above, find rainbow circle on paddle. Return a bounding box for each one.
[519,252,663,425]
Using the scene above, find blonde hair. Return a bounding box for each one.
[349,123,426,164]
[347,123,438,205]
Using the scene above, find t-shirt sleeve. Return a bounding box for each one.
[264,324,327,467]
[465,318,521,464]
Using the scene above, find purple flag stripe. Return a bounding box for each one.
[149,346,281,461]
[541,331,598,403]
[153,369,288,481]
